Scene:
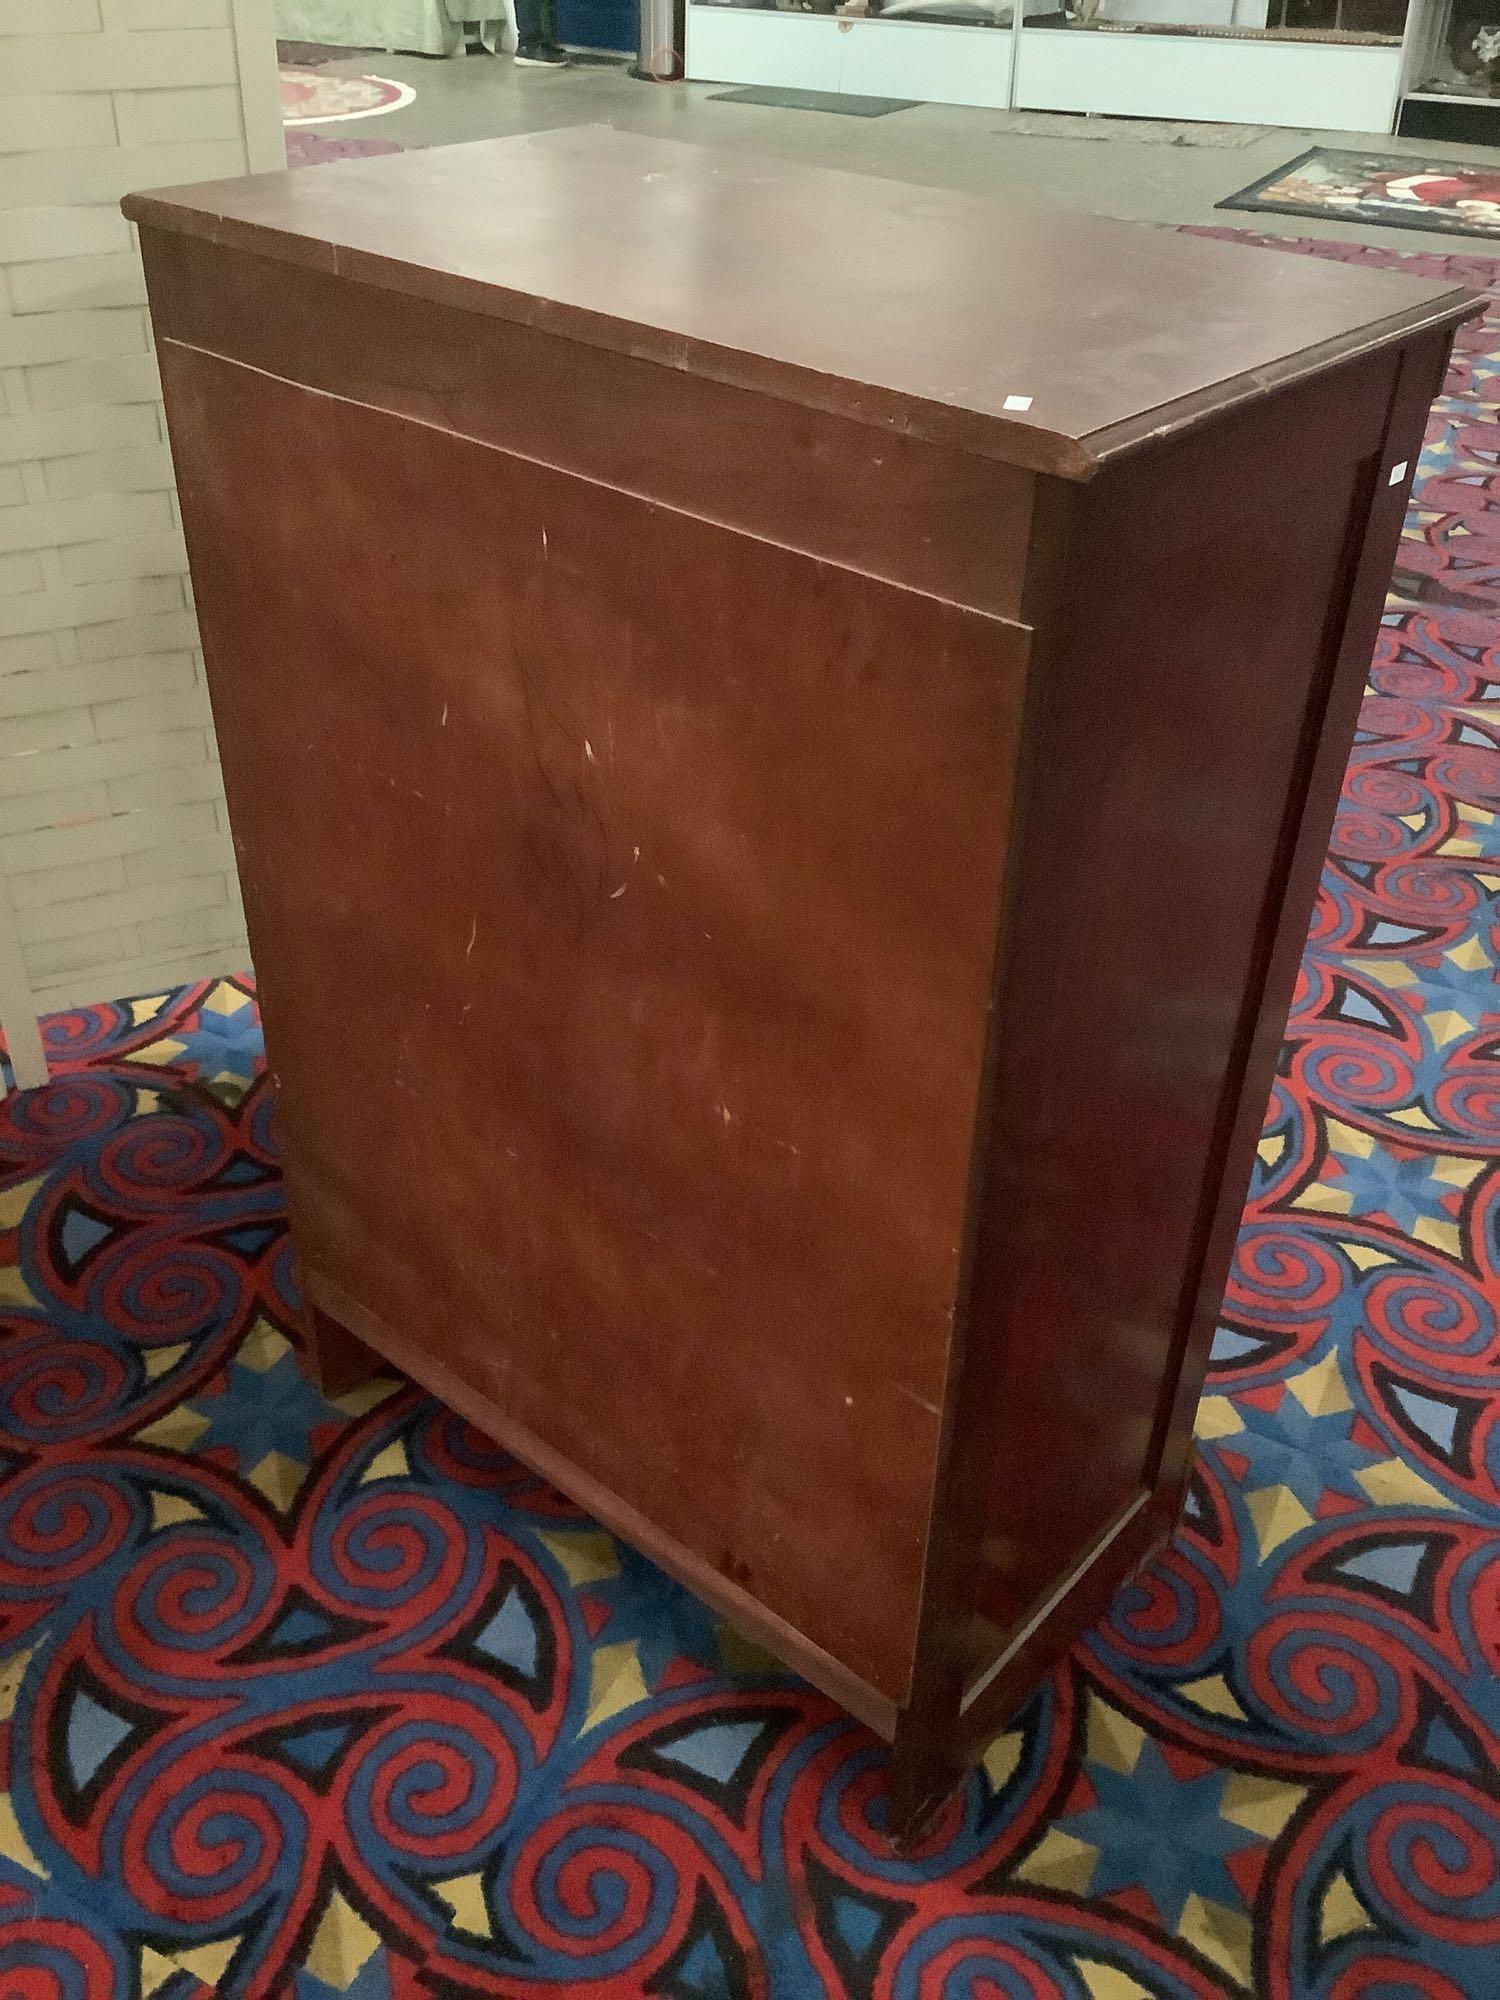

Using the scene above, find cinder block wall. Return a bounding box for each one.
[0,0,280,1084]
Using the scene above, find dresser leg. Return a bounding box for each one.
[302,1302,383,1396]
[887,1702,966,1852]
[886,1766,960,1853]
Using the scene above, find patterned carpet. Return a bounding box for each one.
[0,234,1497,1997]
[279,68,414,128]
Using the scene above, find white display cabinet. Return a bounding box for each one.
[687,0,1412,130]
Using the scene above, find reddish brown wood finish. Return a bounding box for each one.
[129,130,1481,1840]
[130,230,1036,623]
[301,1303,380,1401]
[156,332,1028,1709]
[123,125,1474,476]
[886,331,1460,1830]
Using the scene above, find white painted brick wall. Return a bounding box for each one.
[0,0,280,1082]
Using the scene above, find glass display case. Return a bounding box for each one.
[693,0,1403,21]
[687,0,1413,125]
[1019,0,1407,30]
[690,0,1013,23]
[1405,0,1500,96]
[1397,0,1500,137]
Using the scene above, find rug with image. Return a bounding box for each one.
[0,233,1495,1998]
[1221,148,1500,242]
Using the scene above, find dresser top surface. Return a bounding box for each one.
[123,124,1478,480]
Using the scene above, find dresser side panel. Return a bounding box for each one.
[949,351,1406,1692]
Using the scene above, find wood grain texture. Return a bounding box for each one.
[970,356,1400,1653]
[135,142,1484,1835]
[886,331,1465,1834]
[303,1267,903,1739]
[160,334,1029,1709]
[135,227,1037,621]
[1148,327,1461,1508]
[125,126,1479,479]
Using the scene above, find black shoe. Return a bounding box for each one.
[514,37,568,63]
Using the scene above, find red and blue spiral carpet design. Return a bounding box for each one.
[0,232,1497,1999]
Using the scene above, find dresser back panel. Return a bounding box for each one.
[159,336,1031,1704]
[140,228,1036,623]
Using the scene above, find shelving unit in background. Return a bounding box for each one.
[1398,0,1500,140]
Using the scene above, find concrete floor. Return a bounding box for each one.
[292,42,1500,256]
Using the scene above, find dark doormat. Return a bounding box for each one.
[1219,145,1500,241]
[707,84,917,115]
[275,39,379,64]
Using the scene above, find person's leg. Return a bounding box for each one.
[514,0,566,58]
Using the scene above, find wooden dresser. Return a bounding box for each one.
[124,129,1478,1835]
